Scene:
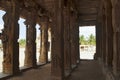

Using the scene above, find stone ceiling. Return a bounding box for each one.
[75,0,100,26]
[0,0,100,26]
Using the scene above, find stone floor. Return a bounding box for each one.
[68,60,105,80]
[7,60,105,80]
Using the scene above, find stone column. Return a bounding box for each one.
[111,0,120,77]
[96,23,102,60]
[24,11,37,68]
[39,17,49,63]
[75,16,80,64]
[51,0,64,80]
[70,12,78,68]
[63,6,71,74]
[95,1,103,60]
[2,0,20,74]
[104,0,113,67]
[101,6,107,62]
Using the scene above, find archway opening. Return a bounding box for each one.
[0,10,6,72]
[18,18,26,68]
[36,24,40,63]
[48,28,51,62]
[79,26,96,60]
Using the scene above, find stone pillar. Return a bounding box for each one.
[95,1,103,60]
[75,17,80,64]
[111,0,120,77]
[96,23,102,60]
[104,0,113,67]
[101,6,107,62]
[2,0,20,74]
[24,11,37,68]
[51,0,64,80]
[63,6,71,74]
[70,12,78,68]
[39,17,48,63]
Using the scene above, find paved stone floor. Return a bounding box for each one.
[7,60,105,80]
[68,60,105,80]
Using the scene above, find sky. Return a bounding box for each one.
[0,10,95,39]
[79,26,96,39]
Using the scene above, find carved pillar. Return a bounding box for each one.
[51,0,64,80]
[2,1,20,74]
[39,17,48,63]
[63,6,71,74]
[111,0,120,77]
[24,11,37,68]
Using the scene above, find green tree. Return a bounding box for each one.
[19,39,26,47]
[88,34,96,45]
[80,35,86,45]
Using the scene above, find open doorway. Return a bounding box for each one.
[36,24,40,63]
[18,18,26,67]
[79,26,96,60]
[0,10,6,72]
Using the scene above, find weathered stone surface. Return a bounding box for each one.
[1,0,120,80]
[2,1,20,74]
[24,10,37,68]
[50,0,64,80]
[63,6,71,72]
[39,17,49,63]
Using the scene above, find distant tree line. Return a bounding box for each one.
[79,34,96,45]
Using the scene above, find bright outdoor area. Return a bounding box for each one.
[79,26,96,60]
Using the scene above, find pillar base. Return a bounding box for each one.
[3,63,12,74]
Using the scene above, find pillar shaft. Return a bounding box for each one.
[96,23,102,59]
[63,7,71,72]
[101,7,107,62]
[39,20,48,63]
[105,1,113,67]
[112,0,120,76]
[51,0,64,80]
[70,12,78,67]
[2,1,20,74]
[24,11,37,68]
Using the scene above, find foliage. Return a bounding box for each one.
[19,39,26,47]
[80,35,87,45]
[79,34,96,45]
[88,34,96,45]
